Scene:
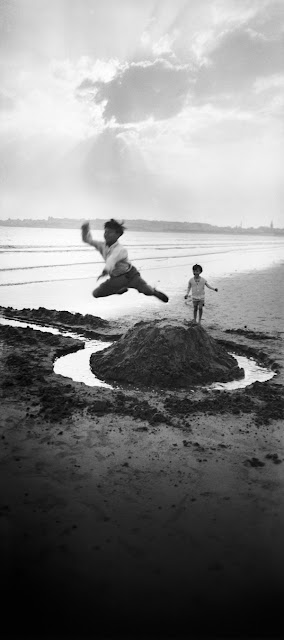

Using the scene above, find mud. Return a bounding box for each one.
[0,306,284,638]
[225,327,281,341]
[91,319,244,388]
[0,305,122,340]
[1,310,283,428]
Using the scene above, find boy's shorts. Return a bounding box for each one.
[192,298,204,309]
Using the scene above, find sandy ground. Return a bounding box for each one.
[0,264,284,639]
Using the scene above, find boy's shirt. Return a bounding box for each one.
[86,232,132,276]
[189,276,207,300]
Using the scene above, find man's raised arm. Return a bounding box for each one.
[81,222,90,243]
[81,222,104,251]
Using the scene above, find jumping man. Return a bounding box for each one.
[81,219,169,303]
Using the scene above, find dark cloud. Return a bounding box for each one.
[194,27,284,101]
[90,59,193,123]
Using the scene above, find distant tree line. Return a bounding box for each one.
[0,217,283,235]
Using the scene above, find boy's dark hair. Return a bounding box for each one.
[192,264,203,273]
[104,219,126,237]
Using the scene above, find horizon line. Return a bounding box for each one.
[0,217,283,231]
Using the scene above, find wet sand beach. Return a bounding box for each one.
[0,263,284,639]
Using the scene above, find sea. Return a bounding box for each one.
[0,226,283,320]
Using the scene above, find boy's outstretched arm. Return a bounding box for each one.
[81,221,90,243]
[205,281,218,292]
[81,221,104,251]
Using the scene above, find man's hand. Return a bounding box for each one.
[97,269,108,281]
[81,221,90,242]
[184,294,188,299]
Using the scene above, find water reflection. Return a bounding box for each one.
[209,354,274,390]
[54,340,112,388]
[0,317,275,391]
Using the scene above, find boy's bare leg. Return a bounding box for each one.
[193,306,198,322]
[198,305,203,323]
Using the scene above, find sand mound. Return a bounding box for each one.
[90,319,244,388]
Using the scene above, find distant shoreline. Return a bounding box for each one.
[0,218,283,235]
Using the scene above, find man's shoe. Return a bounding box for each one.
[153,289,168,303]
[117,287,128,295]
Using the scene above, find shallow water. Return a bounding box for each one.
[54,339,113,389]
[0,317,275,391]
[209,354,275,391]
[54,341,275,391]
[0,227,283,321]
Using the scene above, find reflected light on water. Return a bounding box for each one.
[0,318,275,391]
[55,342,274,391]
[209,354,275,390]
[54,340,112,388]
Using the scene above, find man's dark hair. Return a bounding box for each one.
[104,219,126,236]
[192,264,203,273]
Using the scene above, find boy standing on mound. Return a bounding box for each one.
[81,219,168,302]
[185,264,218,323]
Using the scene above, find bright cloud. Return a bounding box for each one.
[0,0,283,226]
[0,57,111,139]
[254,73,284,92]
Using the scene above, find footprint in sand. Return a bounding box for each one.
[265,453,282,464]
[244,457,265,468]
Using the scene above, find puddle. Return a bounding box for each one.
[0,317,275,391]
[209,354,275,390]
[0,316,84,340]
[54,340,113,388]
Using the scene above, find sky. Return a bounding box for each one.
[0,0,283,227]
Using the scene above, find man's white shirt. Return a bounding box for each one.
[86,232,131,276]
